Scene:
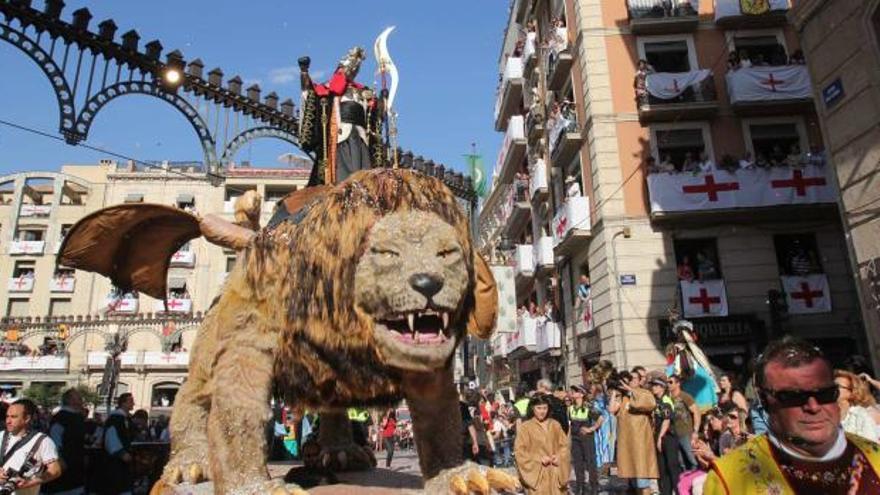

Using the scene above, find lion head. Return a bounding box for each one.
[244,169,495,404]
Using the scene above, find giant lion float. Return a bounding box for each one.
[59,169,520,494]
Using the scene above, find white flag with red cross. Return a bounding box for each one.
[781,274,832,314]
[681,280,729,318]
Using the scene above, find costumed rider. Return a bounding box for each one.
[666,319,719,412]
[45,389,86,495]
[298,46,387,187]
[0,399,62,495]
[102,393,135,495]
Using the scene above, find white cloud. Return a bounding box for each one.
[268,66,325,85]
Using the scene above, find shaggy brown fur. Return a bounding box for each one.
[157,169,514,494]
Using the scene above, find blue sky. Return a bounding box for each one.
[0,1,508,177]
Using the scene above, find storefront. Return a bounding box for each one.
[659,315,766,377]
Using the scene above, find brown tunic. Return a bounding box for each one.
[514,418,571,494]
[615,388,659,479]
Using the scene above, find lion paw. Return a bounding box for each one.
[161,459,210,485]
[303,442,376,472]
[426,463,521,495]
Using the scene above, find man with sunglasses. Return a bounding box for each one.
[704,337,880,494]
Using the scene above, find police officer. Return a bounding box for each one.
[569,385,603,495]
[346,407,370,447]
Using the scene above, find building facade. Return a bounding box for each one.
[789,0,880,371]
[0,160,308,411]
[482,0,866,390]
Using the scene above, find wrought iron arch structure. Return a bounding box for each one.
[220,126,300,164]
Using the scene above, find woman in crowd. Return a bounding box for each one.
[718,408,750,455]
[717,374,748,412]
[835,369,879,441]
[381,409,397,468]
[491,410,512,468]
[514,394,570,495]
[592,381,616,474]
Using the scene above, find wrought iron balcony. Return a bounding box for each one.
[103,296,139,314]
[726,65,814,116]
[628,0,700,35]
[49,276,75,293]
[154,298,193,314]
[503,181,531,239]
[508,316,539,358]
[549,111,582,169]
[534,236,555,277]
[638,71,718,123]
[0,355,68,372]
[169,249,195,268]
[7,276,34,293]
[526,111,544,146]
[552,195,591,258]
[714,0,790,28]
[9,240,45,255]
[494,57,525,132]
[514,244,535,289]
[547,48,573,91]
[536,320,562,354]
[87,351,189,369]
[494,115,528,185]
[529,159,549,203]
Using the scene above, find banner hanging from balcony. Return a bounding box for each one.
[727,66,812,104]
[681,279,729,318]
[647,165,835,213]
[715,0,790,20]
[491,266,518,335]
[646,70,712,100]
[781,274,832,314]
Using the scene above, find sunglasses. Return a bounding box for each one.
[761,385,839,408]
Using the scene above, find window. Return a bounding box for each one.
[225,185,256,201]
[12,261,35,278]
[15,228,44,241]
[0,383,22,401]
[168,279,189,299]
[60,180,87,205]
[0,180,14,205]
[641,39,694,72]
[5,299,29,317]
[176,193,195,210]
[152,382,180,408]
[652,124,712,170]
[225,256,236,273]
[774,234,823,276]
[731,32,787,66]
[571,259,591,303]
[674,238,722,281]
[59,224,72,240]
[743,119,807,166]
[265,186,296,204]
[49,299,72,316]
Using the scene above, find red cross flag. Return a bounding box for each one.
[681,279,729,318]
[781,274,832,314]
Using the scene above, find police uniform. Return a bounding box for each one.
[569,398,601,495]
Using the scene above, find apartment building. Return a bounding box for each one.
[0,160,308,410]
[481,0,865,390]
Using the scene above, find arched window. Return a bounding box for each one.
[151,382,180,408]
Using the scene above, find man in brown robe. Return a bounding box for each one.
[514,394,571,494]
[609,374,659,494]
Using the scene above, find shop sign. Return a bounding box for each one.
[658,315,764,346]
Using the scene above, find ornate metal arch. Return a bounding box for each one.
[73,81,218,165]
[0,23,76,139]
[120,325,165,344]
[219,126,301,164]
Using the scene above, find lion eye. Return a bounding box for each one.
[371,247,400,258]
[437,248,460,258]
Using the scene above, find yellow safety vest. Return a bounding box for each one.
[347,408,369,423]
[703,433,880,495]
[569,405,591,421]
[514,398,529,417]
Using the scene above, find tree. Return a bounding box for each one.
[21,383,102,409]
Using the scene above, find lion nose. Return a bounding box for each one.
[409,273,444,299]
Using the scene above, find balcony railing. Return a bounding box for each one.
[494,56,525,131]
[86,351,190,369]
[7,276,34,293]
[536,320,562,354]
[508,316,539,357]
[627,0,700,34]
[529,159,549,203]
[503,180,531,238]
[491,332,509,358]
[547,28,573,91]
[103,297,139,314]
[169,250,196,267]
[534,236,555,276]
[154,298,193,314]
[552,195,591,257]
[49,276,75,293]
[523,33,538,74]
[714,0,789,28]
[647,163,835,216]
[9,240,45,255]
[549,108,582,168]
[514,244,535,281]
[726,65,813,114]
[0,355,68,372]
[526,111,544,145]
[494,115,527,185]
[638,70,718,122]
[19,204,52,217]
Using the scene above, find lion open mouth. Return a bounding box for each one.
[378,309,451,346]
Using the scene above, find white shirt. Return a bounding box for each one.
[0,430,59,495]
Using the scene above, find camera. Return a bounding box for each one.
[0,467,22,495]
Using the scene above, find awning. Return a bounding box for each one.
[167,277,187,290]
[176,193,194,204]
[124,193,144,203]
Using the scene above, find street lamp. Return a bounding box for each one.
[163,67,182,85]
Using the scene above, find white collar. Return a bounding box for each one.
[766,427,847,462]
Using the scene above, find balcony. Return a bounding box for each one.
[103,296,139,314]
[638,70,718,123]
[19,204,52,218]
[503,182,531,239]
[529,159,549,203]
[547,51,573,92]
[523,34,538,75]
[508,316,539,358]
[549,113,582,169]
[514,244,535,291]
[714,0,789,28]
[536,320,562,354]
[7,276,34,293]
[0,355,68,372]
[526,111,544,146]
[169,250,196,268]
[627,0,700,35]
[9,240,45,255]
[491,332,509,358]
[86,351,189,369]
[726,65,814,116]
[647,164,836,220]
[154,298,193,314]
[552,195,591,258]
[494,115,527,185]
[534,236,555,277]
[49,276,75,293]
[494,56,524,131]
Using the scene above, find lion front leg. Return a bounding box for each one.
[206,338,277,494]
[302,410,376,472]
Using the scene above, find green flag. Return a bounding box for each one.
[465,153,488,198]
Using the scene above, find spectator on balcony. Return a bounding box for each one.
[697,152,716,173]
[726,52,741,71]
[738,151,756,170]
[786,144,807,168]
[528,301,538,318]
[678,1,697,16]
[682,152,700,173]
[678,256,695,282]
[770,144,787,166]
[513,39,525,58]
[738,49,753,69]
[789,49,806,65]
[634,59,654,105]
[645,156,660,175]
[755,152,771,169]
[565,175,582,198]
[696,251,718,281]
[658,154,676,174]
[577,275,592,303]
